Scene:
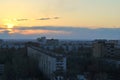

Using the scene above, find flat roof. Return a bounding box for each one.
[28,46,66,58]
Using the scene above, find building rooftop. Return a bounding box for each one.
[29,46,66,58]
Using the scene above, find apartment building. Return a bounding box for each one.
[27,46,66,80]
[93,40,117,58]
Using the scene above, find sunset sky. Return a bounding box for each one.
[0,0,120,39]
[0,0,120,28]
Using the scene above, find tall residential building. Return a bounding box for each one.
[27,46,66,80]
[93,40,116,58]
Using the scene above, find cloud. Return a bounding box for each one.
[0,26,71,39]
[0,26,120,39]
[0,30,10,33]
[53,17,60,19]
[16,19,28,21]
[36,17,60,20]
[36,18,51,20]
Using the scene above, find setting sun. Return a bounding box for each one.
[6,23,14,29]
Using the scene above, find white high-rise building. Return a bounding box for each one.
[27,46,66,80]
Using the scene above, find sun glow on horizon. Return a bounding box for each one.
[6,23,14,29]
[1,18,16,29]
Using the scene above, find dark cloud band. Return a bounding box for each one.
[16,19,28,21]
[36,17,60,20]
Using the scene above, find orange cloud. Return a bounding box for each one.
[6,29,71,35]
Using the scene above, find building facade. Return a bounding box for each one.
[93,40,118,58]
[0,64,4,75]
[27,46,66,80]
